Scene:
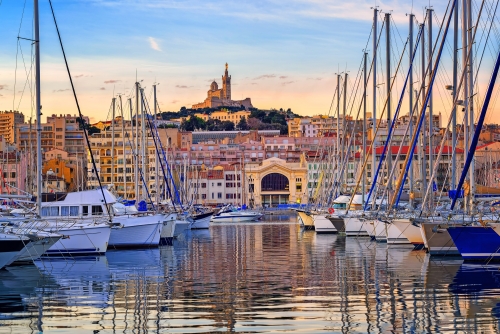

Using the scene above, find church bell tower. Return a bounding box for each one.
[222,63,231,100]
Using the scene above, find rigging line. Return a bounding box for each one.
[15,41,34,113]
[48,0,112,222]
[472,0,500,116]
[13,0,28,111]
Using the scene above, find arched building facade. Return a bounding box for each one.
[244,156,308,207]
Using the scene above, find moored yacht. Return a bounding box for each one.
[211,205,263,223]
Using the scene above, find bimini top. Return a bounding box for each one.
[41,188,117,207]
[333,194,365,205]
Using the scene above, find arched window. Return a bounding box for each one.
[261,173,289,191]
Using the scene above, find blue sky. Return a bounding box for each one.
[1,0,497,125]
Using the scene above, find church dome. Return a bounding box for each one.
[210,81,218,91]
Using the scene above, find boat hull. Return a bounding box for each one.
[190,212,213,229]
[448,225,500,261]
[44,225,111,256]
[109,215,162,247]
[327,216,345,233]
[313,214,337,233]
[296,211,314,230]
[391,219,420,246]
[374,220,387,242]
[0,238,29,268]
[421,222,460,255]
[344,217,369,237]
[15,235,62,262]
[386,222,412,245]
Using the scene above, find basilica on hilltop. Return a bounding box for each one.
[192,63,253,110]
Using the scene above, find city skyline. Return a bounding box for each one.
[1,0,498,125]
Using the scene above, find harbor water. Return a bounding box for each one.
[1,214,500,333]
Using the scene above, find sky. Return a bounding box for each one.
[0,0,498,125]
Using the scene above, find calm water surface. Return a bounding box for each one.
[1,214,500,333]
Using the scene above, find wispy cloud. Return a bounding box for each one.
[279,76,288,79]
[282,81,294,86]
[0,84,6,90]
[75,74,84,78]
[171,100,179,103]
[148,37,161,51]
[307,77,323,81]
[53,89,70,93]
[175,85,191,89]
[104,80,120,84]
[253,74,276,80]
[99,87,106,90]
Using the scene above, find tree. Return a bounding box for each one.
[237,116,249,130]
[180,116,206,131]
[221,120,235,131]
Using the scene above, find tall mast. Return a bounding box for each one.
[131,95,138,201]
[385,12,392,193]
[34,0,42,213]
[363,52,368,205]
[134,83,140,200]
[409,14,414,208]
[467,0,475,210]
[140,87,147,201]
[119,95,126,199]
[427,8,434,208]
[462,0,469,212]
[421,22,427,207]
[111,97,116,189]
[336,74,340,193]
[451,0,459,191]
[372,8,378,190]
[153,84,159,205]
[343,72,348,187]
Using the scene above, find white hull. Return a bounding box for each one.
[190,215,213,229]
[110,215,162,247]
[211,210,263,223]
[173,219,191,237]
[386,222,411,245]
[344,217,369,236]
[392,219,424,246]
[45,225,111,255]
[0,250,23,269]
[15,235,62,262]
[313,214,337,233]
[374,220,387,242]
[365,219,377,239]
[160,220,176,245]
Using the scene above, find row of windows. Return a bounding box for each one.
[41,205,103,217]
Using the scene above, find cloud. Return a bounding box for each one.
[104,80,120,84]
[279,76,288,79]
[307,77,323,81]
[148,37,161,51]
[99,87,106,90]
[175,85,191,89]
[53,89,70,92]
[282,81,294,86]
[171,100,179,103]
[253,74,276,80]
[0,84,6,90]
[74,74,84,78]
[0,94,3,97]
[251,83,258,85]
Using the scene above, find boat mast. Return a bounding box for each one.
[420,19,427,210]
[372,8,378,194]
[343,72,348,189]
[111,97,116,190]
[134,83,140,201]
[153,84,159,205]
[362,51,368,205]
[462,0,469,212]
[427,8,434,208]
[467,0,475,211]
[409,13,414,208]
[336,73,340,195]
[119,95,126,199]
[140,87,147,202]
[34,0,42,214]
[385,12,392,195]
[452,0,459,192]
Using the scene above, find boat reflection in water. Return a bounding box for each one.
[2,216,500,332]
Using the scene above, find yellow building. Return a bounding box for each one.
[0,110,24,143]
[244,156,308,207]
[193,110,250,123]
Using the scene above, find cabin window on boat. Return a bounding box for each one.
[41,207,59,217]
[82,206,89,216]
[92,205,104,215]
[60,206,79,216]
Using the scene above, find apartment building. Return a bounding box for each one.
[16,114,89,158]
[0,111,24,143]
